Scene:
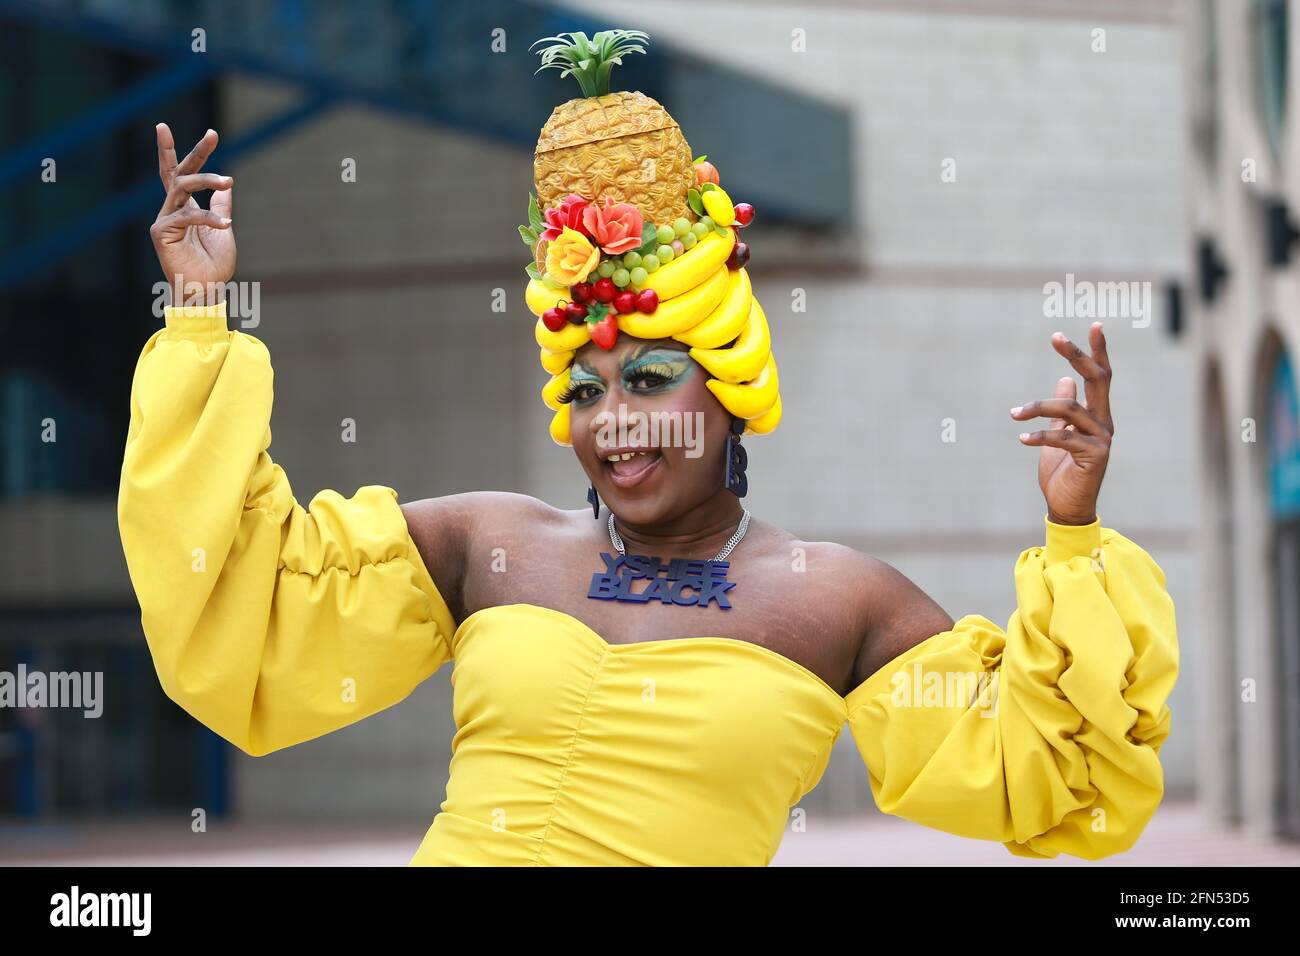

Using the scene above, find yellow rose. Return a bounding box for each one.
[546,226,600,286]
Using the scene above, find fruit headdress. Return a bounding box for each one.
[521,29,780,445]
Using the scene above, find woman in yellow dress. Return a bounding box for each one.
[119,34,1177,867]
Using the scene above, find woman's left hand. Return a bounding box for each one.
[1010,322,1113,526]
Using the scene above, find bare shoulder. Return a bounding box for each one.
[757,522,955,686]
[399,491,565,622]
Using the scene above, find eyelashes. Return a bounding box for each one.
[628,362,676,386]
[554,380,592,405]
[555,364,679,404]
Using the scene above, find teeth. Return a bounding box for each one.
[607,451,651,462]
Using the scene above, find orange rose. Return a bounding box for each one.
[546,226,600,286]
[582,197,644,255]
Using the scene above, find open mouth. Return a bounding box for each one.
[600,449,663,489]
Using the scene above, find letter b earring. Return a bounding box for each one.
[587,482,600,519]
[724,417,748,497]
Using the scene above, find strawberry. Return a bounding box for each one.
[591,312,618,349]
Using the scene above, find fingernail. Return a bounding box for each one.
[220,218,232,225]
[1018,433,1030,441]
[1010,406,1022,416]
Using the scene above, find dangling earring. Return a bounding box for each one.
[587,482,600,519]
[724,416,748,497]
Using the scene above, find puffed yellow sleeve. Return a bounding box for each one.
[846,517,1178,860]
[118,301,455,757]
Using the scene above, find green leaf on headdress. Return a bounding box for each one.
[687,188,704,216]
[519,225,539,249]
[527,192,544,231]
[692,154,707,164]
[525,262,542,280]
[636,221,659,256]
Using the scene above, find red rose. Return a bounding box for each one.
[540,194,591,242]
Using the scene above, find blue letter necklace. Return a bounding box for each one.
[588,510,751,611]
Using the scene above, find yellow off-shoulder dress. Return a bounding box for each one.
[118,303,1179,866]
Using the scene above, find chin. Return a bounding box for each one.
[597,484,667,525]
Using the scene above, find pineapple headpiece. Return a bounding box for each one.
[520,30,781,445]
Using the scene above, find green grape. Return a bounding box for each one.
[641,254,660,272]
[630,266,648,285]
[622,250,642,268]
[612,268,631,287]
[657,244,675,262]
[656,224,675,244]
[691,221,709,238]
[597,260,616,278]
[700,216,715,229]
[673,217,690,237]
[681,231,697,250]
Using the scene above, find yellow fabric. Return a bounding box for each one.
[118,301,455,757]
[119,302,1178,864]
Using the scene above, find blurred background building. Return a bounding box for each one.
[0,0,1288,864]
[1184,0,1300,842]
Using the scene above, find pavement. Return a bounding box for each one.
[2,798,1298,866]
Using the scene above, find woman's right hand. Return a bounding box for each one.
[150,124,236,306]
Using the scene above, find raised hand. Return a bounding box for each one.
[1010,322,1114,526]
[149,124,235,306]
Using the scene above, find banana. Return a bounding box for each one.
[535,315,591,351]
[743,394,782,435]
[687,297,770,383]
[541,366,571,411]
[540,347,574,374]
[617,265,729,339]
[705,353,779,420]
[673,268,751,348]
[549,404,571,445]
[641,229,735,301]
[526,279,570,317]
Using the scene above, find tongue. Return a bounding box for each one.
[612,453,656,478]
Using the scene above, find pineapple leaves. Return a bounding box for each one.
[531,29,650,97]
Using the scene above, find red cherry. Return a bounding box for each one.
[733,203,755,227]
[635,289,659,313]
[590,313,619,350]
[565,301,587,324]
[613,291,637,314]
[726,242,750,270]
[571,282,592,304]
[593,277,617,303]
[542,306,567,332]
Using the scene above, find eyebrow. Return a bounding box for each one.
[625,342,688,362]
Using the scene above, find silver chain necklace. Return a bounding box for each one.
[607,510,752,563]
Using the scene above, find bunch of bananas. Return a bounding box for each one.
[527,228,783,445]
